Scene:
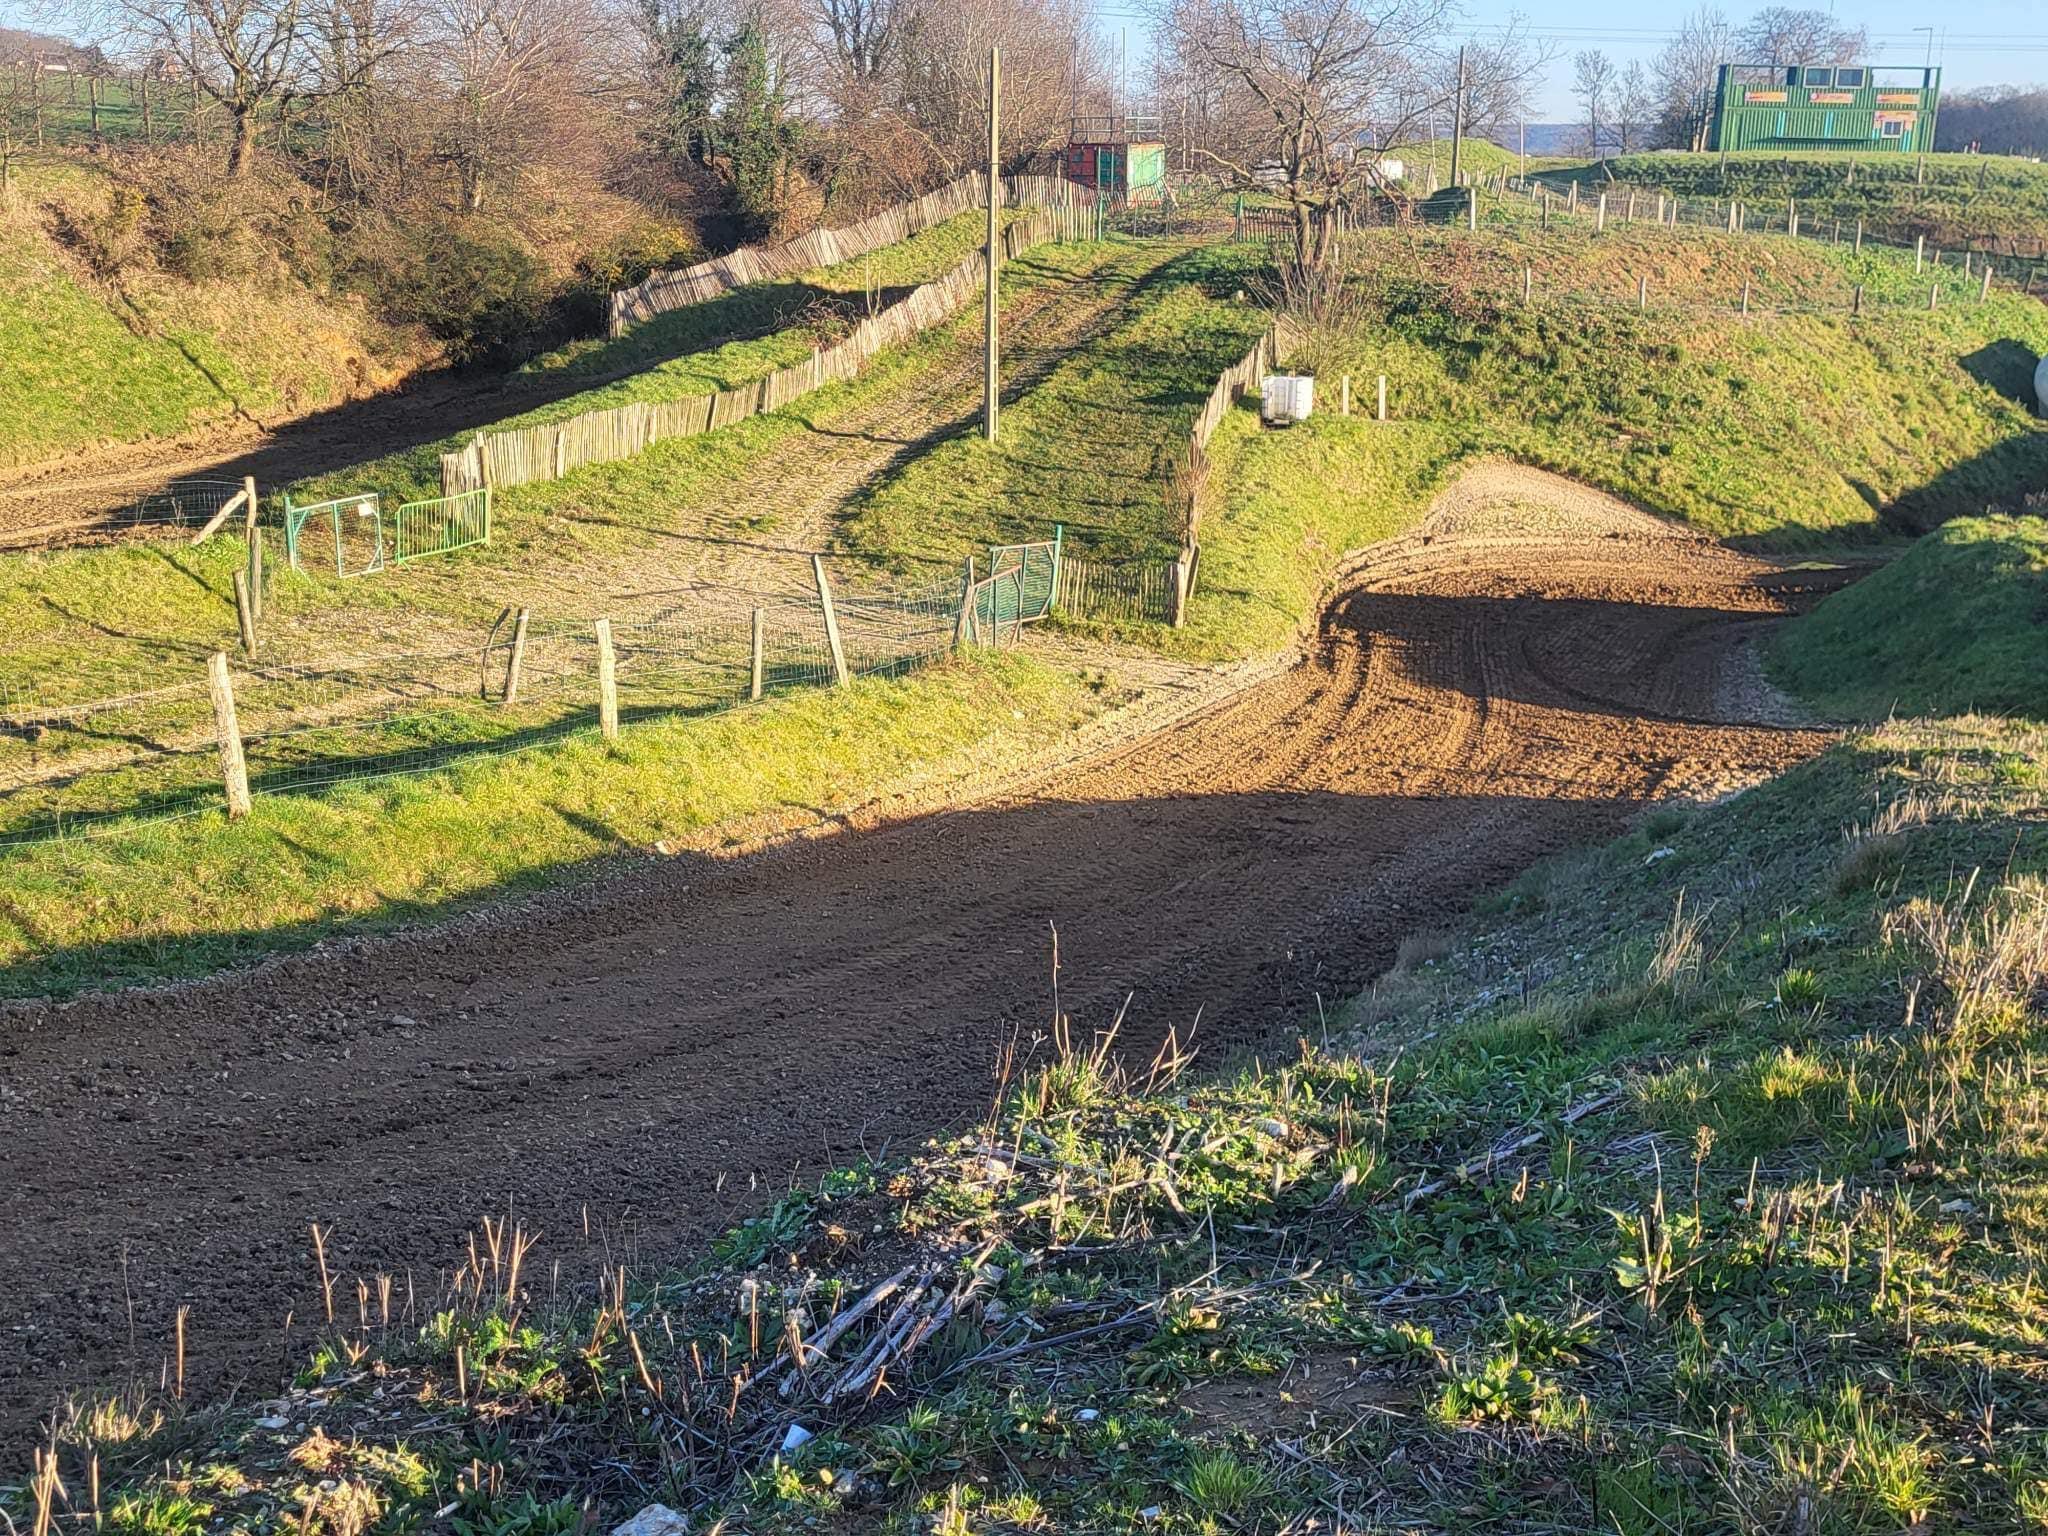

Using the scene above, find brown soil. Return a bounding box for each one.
[0,470,1841,1445]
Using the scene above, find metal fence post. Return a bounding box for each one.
[595,617,619,741]
[207,651,251,821]
[813,554,850,686]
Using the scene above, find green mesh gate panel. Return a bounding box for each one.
[283,493,385,578]
[395,489,491,565]
[987,529,1061,624]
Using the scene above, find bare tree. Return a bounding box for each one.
[1651,4,1729,152]
[85,0,313,175]
[1152,0,1544,268]
[815,0,903,81]
[1572,48,1612,155]
[427,0,581,211]
[1614,57,1653,154]
[0,62,36,198]
[1736,7,1864,68]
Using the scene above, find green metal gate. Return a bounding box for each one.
[396,489,491,565]
[987,527,1061,623]
[284,493,385,578]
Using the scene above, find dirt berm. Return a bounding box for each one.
[0,466,1844,1441]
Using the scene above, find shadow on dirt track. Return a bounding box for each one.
[0,492,1841,1444]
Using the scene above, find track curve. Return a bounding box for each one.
[0,469,1840,1440]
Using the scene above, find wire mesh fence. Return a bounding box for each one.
[0,569,976,849]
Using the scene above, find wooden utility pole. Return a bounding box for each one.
[1448,47,1466,191]
[983,45,1001,443]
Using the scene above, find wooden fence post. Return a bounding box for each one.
[1741,276,1751,315]
[504,607,530,705]
[1523,265,1532,304]
[1377,374,1388,422]
[1854,218,1863,254]
[1595,192,1606,232]
[1852,284,1863,316]
[241,474,259,541]
[749,607,765,701]
[1170,546,1192,630]
[1980,265,1994,302]
[1340,374,1351,415]
[595,617,619,741]
[232,570,257,656]
[955,555,977,646]
[554,430,567,479]
[207,651,251,820]
[1637,274,1648,311]
[1915,235,1925,273]
[813,554,850,686]
[1929,283,1940,311]
[246,528,264,625]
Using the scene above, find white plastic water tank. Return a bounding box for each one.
[1261,374,1315,426]
[2036,351,2048,416]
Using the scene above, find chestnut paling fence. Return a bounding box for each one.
[441,194,1097,499]
[607,174,1093,334]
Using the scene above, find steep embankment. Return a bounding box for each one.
[0,160,418,471]
[1770,511,2048,720]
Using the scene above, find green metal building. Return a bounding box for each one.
[1708,63,1942,153]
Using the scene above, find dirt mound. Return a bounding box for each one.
[0,468,1841,1443]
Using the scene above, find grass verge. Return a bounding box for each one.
[1770,509,2048,722]
[20,714,2045,1531]
[0,650,1104,997]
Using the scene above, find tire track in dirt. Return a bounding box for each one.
[0,468,1842,1443]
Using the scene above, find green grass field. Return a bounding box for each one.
[33,706,2047,1531]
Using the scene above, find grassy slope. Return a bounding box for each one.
[841,240,1272,568]
[0,239,1249,989]
[0,161,401,468]
[32,714,2047,1533]
[1165,214,2048,661]
[1771,512,2048,721]
[294,207,1026,508]
[1588,149,2048,252]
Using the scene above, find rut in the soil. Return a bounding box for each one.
[0,471,1840,1444]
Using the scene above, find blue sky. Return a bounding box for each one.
[1091,2,2048,122]
[6,0,2043,125]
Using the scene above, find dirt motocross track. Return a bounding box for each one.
[0,471,1843,1440]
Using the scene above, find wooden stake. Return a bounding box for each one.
[813,555,849,686]
[1340,374,1351,415]
[1522,264,1532,304]
[954,556,977,647]
[233,570,257,656]
[1741,276,1751,314]
[1915,234,1925,273]
[1980,265,1993,302]
[207,652,251,820]
[982,46,1000,443]
[1852,284,1863,316]
[1467,185,1477,231]
[1376,374,1387,422]
[1929,282,1939,311]
[595,618,619,742]
[749,607,765,701]
[1595,192,1606,232]
[1854,218,1863,253]
[1637,274,1648,311]
[503,608,530,705]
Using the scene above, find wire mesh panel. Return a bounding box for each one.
[395,490,491,565]
[284,494,385,577]
[987,539,1058,624]
[116,480,246,532]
